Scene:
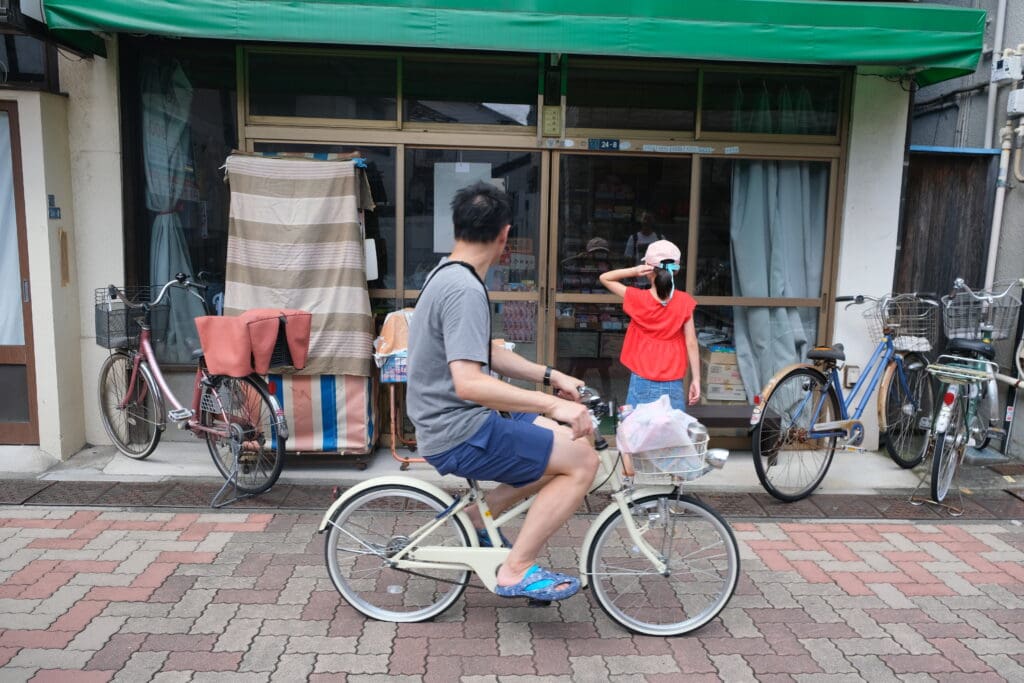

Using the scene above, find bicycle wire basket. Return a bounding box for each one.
[941,285,1022,341]
[94,287,169,350]
[862,294,939,353]
[628,430,711,485]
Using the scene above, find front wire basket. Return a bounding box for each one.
[627,431,711,485]
[94,286,168,350]
[862,294,939,353]
[941,286,1022,341]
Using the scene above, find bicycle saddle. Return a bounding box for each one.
[946,338,995,360]
[806,344,845,362]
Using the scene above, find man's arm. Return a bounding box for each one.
[449,360,592,439]
[489,343,580,399]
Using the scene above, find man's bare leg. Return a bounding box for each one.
[495,427,598,588]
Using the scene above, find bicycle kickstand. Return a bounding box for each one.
[210,445,259,509]
[908,472,965,517]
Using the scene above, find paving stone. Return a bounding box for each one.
[569,655,609,680]
[112,651,169,683]
[316,653,389,674]
[711,653,756,680]
[240,634,289,672]
[271,653,317,681]
[800,638,857,674]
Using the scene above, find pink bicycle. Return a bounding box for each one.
[96,274,288,498]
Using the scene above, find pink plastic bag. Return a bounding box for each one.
[616,394,697,454]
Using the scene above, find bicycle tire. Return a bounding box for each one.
[201,375,285,495]
[880,352,934,469]
[752,367,839,502]
[97,351,163,459]
[931,397,967,503]
[587,493,739,637]
[324,484,471,623]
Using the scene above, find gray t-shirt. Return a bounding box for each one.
[407,262,492,457]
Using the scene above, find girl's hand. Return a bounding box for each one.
[688,381,701,406]
[635,264,654,277]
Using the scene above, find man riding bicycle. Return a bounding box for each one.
[407,181,598,602]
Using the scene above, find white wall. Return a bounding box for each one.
[833,72,912,450]
[59,39,126,449]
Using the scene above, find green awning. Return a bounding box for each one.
[44,0,985,85]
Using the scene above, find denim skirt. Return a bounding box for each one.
[626,374,687,412]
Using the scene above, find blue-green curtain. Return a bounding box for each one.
[142,59,205,363]
[730,86,827,400]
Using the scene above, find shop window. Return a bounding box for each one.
[697,158,828,299]
[566,63,696,131]
[552,302,630,401]
[403,57,536,126]
[695,305,819,406]
[0,35,57,90]
[701,72,842,136]
[404,149,541,292]
[248,51,397,121]
[121,38,238,364]
[252,143,397,290]
[557,154,691,294]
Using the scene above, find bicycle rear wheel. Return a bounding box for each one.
[201,375,284,494]
[98,351,162,459]
[587,493,739,637]
[752,367,839,502]
[881,352,934,468]
[324,484,471,623]
[931,397,967,503]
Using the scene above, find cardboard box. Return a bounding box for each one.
[700,345,739,367]
[705,383,747,401]
[705,363,742,384]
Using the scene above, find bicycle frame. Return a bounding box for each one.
[787,335,914,440]
[317,448,677,592]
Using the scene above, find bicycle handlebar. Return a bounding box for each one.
[951,277,1024,302]
[106,275,208,311]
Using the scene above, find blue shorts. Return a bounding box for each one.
[626,374,687,412]
[425,411,553,488]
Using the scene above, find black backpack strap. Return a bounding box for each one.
[415,260,493,370]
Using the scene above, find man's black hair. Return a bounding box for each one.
[451,181,512,243]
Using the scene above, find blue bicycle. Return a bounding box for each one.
[749,294,938,502]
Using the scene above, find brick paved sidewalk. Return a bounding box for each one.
[0,506,1022,682]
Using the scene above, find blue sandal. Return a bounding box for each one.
[476,528,512,548]
[495,565,580,601]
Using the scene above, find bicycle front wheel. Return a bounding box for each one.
[324,484,471,623]
[201,375,285,494]
[587,493,739,637]
[931,396,967,503]
[98,351,162,459]
[752,367,839,502]
[881,352,934,469]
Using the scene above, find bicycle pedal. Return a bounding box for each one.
[168,408,194,423]
[526,598,552,608]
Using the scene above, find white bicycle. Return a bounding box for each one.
[318,387,739,636]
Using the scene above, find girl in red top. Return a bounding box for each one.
[599,239,700,411]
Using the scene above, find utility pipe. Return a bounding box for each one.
[984,0,1009,148]
[984,124,1013,289]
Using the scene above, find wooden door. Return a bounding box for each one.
[0,103,38,444]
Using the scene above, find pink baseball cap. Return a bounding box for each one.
[643,240,681,267]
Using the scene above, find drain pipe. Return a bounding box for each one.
[985,0,1009,148]
[984,124,1013,289]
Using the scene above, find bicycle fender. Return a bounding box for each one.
[578,485,675,589]
[316,476,468,534]
[749,363,821,427]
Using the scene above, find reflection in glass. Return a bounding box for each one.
[0,112,24,346]
[694,305,819,405]
[553,303,630,403]
[0,365,29,423]
[254,143,397,289]
[567,64,696,131]
[249,52,397,120]
[701,72,841,136]
[404,58,537,126]
[558,155,691,293]
[404,149,541,291]
[697,158,828,299]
